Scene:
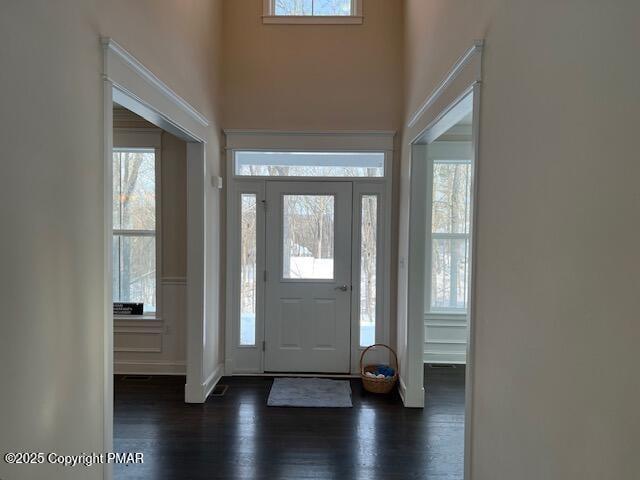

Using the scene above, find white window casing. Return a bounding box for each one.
[262,0,363,24]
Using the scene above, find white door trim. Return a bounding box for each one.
[102,37,215,480]
[224,131,394,376]
[402,40,483,479]
[407,40,483,129]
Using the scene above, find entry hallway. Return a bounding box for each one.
[114,367,465,480]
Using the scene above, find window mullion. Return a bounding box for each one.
[432,232,468,240]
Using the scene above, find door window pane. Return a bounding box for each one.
[240,194,257,346]
[360,195,377,347]
[431,238,469,311]
[235,151,384,177]
[113,235,157,312]
[283,195,334,279]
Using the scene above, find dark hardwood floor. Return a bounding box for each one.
[114,365,465,480]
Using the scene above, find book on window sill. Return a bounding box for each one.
[113,302,144,316]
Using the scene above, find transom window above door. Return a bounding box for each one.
[234,151,384,177]
[263,0,363,24]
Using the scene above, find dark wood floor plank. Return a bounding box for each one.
[114,365,465,480]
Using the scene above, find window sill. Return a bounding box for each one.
[425,311,467,317]
[114,314,161,322]
[262,15,363,25]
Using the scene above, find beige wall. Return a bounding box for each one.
[160,132,188,278]
[221,0,404,130]
[401,0,639,478]
[0,1,223,479]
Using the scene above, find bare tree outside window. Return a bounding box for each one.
[283,195,335,279]
[234,150,384,346]
[235,151,384,178]
[240,194,257,345]
[275,0,351,16]
[360,195,377,346]
[430,161,471,311]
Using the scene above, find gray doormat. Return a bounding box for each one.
[267,378,353,407]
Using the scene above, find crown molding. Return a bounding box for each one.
[407,40,483,129]
[222,129,395,136]
[102,37,209,128]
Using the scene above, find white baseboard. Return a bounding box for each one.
[203,363,224,399]
[424,352,467,364]
[184,363,224,403]
[232,372,360,378]
[399,376,407,404]
[114,360,186,375]
[399,376,425,408]
[224,359,234,376]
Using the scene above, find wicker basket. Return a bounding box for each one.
[360,343,399,394]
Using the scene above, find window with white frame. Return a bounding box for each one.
[240,193,257,345]
[359,193,378,346]
[234,151,384,177]
[429,160,472,313]
[112,148,158,314]
[263,0,363,24]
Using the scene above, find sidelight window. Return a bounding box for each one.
[359,194,378,346]
[240,194,258,345]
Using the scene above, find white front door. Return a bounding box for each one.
[264,181,353,373]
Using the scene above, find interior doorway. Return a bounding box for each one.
[102,36,218,479]
[406,87,480,479]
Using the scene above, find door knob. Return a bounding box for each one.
[335,284,349,291]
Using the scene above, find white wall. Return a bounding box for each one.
[0,1,223,479]
[424,314,467,364]
[401,0,640,478]
[221,0,404,131]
